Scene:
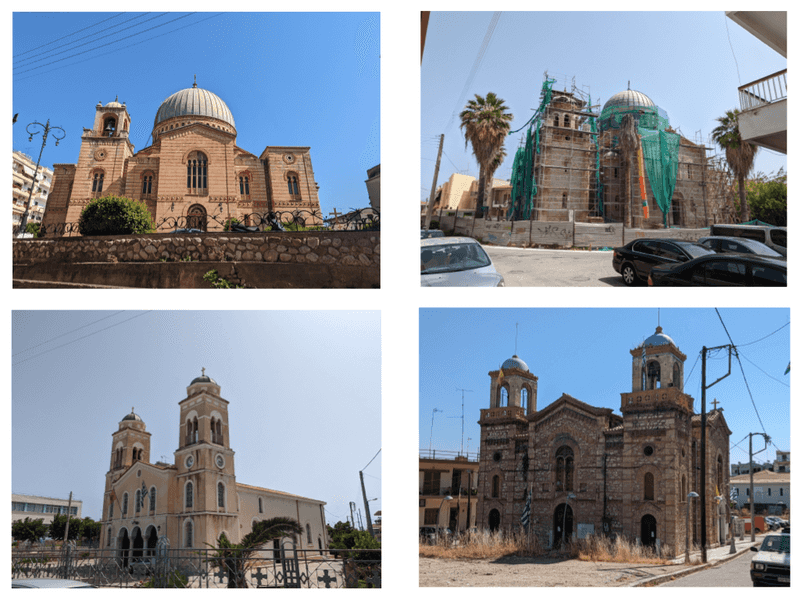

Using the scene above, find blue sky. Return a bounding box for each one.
[12,12,380,217]
[12,311,381,527]
[422,11,787,202]
[420,308,790,468]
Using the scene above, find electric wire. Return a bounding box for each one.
[13,310,127,356]
[13,12,125,59]
[362,448,381,472]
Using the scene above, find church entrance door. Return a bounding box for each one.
[187,204,207,231]
[488,509,501,532]
[132,527,144,559]
[553,503,574,547]
[641,514,657,546]
[118,529,130,568]
[145,526,158,557]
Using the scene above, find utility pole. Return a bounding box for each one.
[748,432,770,542]
[700,344,732,563]
[359,471,375,538]
[424,133,444,230]
[349,501,356,529]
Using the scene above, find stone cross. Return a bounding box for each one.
[201,367,205,377]
[711,398,720,410]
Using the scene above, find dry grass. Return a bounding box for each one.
[576,536,671,565]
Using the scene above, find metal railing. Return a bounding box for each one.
[739,69,787,111]
[419,449,480,462]
[11,542,380,588]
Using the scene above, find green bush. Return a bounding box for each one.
[78,195,155,236]
[25,222,41,238]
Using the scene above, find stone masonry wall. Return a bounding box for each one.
[13,231,379,268]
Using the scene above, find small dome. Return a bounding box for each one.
[501,355,529,372]
[122,407,142,422]
[190,370,217,386]
[601,89,656,114]
[154,82,235,130]
[643,326,676,348]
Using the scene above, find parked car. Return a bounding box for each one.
[710,224,786,256]
[750,529,790,586]
[647,254,786,287]
[698,236,785,258]
[612,239,715,286]
[12,578,96,588]
[421,229,445,239]
[421,237,504,287]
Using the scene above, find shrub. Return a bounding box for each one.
[25,222,41,238]
[78,195,155,236]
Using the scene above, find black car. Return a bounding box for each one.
[648,254,787,286]
[698,236,786,258]
[612,239,715,286]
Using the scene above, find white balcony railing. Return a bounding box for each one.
[739,69,787,111]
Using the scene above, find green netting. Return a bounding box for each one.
[639,127,680,227]
[588,94,602,215]
[599,105,670,133]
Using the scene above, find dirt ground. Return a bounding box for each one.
[419,556,693,587]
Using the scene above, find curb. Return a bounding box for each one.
[630,538,763,587]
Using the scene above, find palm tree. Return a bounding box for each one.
[460,93,513,217]
[711,109,758,222]
[207,517,302,588]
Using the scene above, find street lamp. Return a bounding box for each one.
[563,493,576,547]
[437,495,453,543]
[685,491,699,564]
[19,119,65,236]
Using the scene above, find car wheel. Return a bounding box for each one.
[621,263,638,286]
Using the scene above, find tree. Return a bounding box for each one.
[711,109,758,222]
[460,93,513,217]
[78,194,156,236]
[207,517,302,588]
[12,517,48,542]
[745,169,787,226]
[49,514,83,542]
[25,222,41,237]
[81,517,102,545]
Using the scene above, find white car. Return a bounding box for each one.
[421,236,504,287]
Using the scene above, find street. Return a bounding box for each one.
[483,246,625,287]
[659,546,754,587]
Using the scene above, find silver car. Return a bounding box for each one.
[12,578,96,588]
[421,236,504,287]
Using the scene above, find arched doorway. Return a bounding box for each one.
[488,509,501,532]
[553,503,574,547]
[118,529,130,568]
[132,527,144,559]
[186,204,207,231]
[641,514,657,546]
[145,526,158,557]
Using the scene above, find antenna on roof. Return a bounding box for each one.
[515,323,519,355]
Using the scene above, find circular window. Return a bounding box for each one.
[185,455,194,468]
[215,454,225,469]
[493,451,502,462]
[644,445,654,457]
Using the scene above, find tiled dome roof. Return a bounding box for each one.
[501,355,529,372]
[154,82,235,129]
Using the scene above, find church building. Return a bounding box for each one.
[102,372,328,555]
[43,79,322,233]
[476,327,731,556]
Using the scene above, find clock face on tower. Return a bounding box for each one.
[215,454,225,469]
[185,455,194,468]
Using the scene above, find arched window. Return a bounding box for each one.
[239,175,250,196]
[717,456,723,494]
[217,419,223,446]
[521,388,529,412]
[92,172,104,194]
[499,386,509,407]
[646,360,661,390]
[122,493,129,517]
[109,499,114,519]
[107,527,113,547]
[185,481,193,509]
[555,446,574,492]
[192,417,198,443]
[187,151,208,193]
[218,482,225,508]
[135,490,141,513]
[141,174,153,196]
[258,498,263,513]
[306,524,312,544]
[186,419,192,445]
[103,116,116,136]
[150,487,157,513]
[564,114,570,128]
[211,418,217,444]
[185,520,193,548]
[287,173,300,198]
[644,472,655,500]
[491,475,500,498]
[554,114,559,127]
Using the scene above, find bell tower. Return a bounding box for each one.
[487,355,538,415]
[108,408,151,473]
[630,326,686,393]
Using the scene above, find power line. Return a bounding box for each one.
[737,321,789,348]
[738,351,790,388]
[13,311,127,356]
[362,448,381,472]
[13,12,125,59]
[13,311,152,366]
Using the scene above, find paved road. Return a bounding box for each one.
[483,246,625,287]
[659,546,754,587]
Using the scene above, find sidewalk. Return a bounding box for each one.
[631,534,767,587]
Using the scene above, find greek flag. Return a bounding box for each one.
[141,481,148,502]
[521,488,531,531]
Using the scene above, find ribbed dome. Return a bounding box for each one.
[602,89,656,114]
[122,407,143,422]
[501,355,529,372]
[190,372,217,386]
[643,326,675,348]
[154,83,235,129]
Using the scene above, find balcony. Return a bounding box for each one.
[737,69,787,153]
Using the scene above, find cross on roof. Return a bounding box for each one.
[201,367,205,376]
[711,398,720,410]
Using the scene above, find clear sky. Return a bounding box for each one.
[12,311,381,527]
[421,11,787,202]
[12,12,380,217]
[420,308,789,468]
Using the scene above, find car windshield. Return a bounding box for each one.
[421,242,491,274]
[760,535,790,553]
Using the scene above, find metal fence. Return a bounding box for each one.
[12,208,380,239]
[11,541,380,588]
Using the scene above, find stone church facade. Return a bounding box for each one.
[102,373,328,556]
[43,81,322,233]
[476,327,731,556]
